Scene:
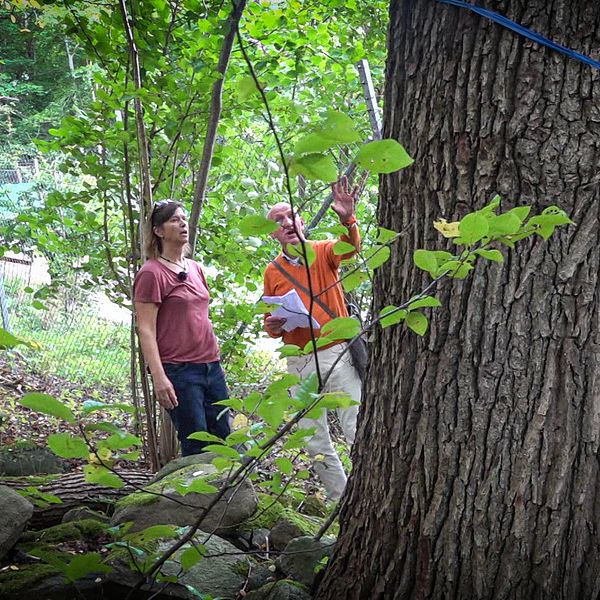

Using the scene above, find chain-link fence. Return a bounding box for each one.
[0,147,132,391]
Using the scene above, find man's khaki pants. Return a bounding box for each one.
[287,342,362,500]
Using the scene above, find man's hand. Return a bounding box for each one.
[331,176,358,224]
[265,315,287,336]
[153,375,178,410]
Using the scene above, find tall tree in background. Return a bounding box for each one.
[317,1,600,599]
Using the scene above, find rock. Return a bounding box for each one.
[268,509,325,551]
[17,518,108,550]
[111,463,258,535]
[297,495,328,518]
[244,579,311,600]
[0,445,66,476]
[276,536,336,588]
[109,532,260,598]
[0,485,33,560]
[152,452,220,482]
[61,506,110,524]
[270,519,304,551]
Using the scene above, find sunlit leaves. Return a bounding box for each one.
[239,214,278,236]
[0,328,38,350]
[83,464,124,488]
[458,213,489,245]
[320,317,361,341]
[356,139,413,173]
[333,240,356,255]
[406,311,428,336]
[379,306,406,328]
[20,392,75,423]
[294,111,360,155]
[47,433,88,458]
[288,153,337,183]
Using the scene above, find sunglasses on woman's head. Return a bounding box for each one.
[152,199,175,214]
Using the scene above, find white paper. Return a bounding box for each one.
[263,289,320,332]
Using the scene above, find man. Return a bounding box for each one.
[263,177,362,500]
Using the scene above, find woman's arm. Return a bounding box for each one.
[135,301,178,409]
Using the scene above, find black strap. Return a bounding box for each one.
[271,258,337,320]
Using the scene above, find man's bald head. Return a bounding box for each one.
[267,202,305,249]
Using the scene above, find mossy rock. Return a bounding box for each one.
[239,494,286,532]
[244,579,311,600]
[0,564,61,599]
[18,518,108,549]
[113,490,160,511]
[0,474,61,487]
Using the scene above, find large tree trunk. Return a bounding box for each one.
[317,1,600,599]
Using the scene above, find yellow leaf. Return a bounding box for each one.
[10,14,16,23]
[231,414,248,430]
[433,218,460,238]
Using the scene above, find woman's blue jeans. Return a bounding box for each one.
[163,361,231,456]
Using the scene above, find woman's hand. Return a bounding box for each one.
[153,374,178,409]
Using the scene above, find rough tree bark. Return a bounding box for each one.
[317,1,600,599]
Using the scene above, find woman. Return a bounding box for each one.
[134,200,230,456]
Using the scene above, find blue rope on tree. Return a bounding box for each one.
[435,0,600,72]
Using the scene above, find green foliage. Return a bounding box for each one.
[19,392,75,423]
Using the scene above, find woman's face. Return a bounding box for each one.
[155,207,189,246]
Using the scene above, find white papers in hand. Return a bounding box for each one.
[263,289,320,332]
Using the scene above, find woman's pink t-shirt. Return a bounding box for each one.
[133,259,220,364]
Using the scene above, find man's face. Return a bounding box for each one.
[268,203,305,248]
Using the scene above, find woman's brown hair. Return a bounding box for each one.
[144,200,185,259]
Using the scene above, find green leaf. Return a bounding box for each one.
[0,328,37,350]
[376,227,399,244]
[288,153,338,183]
[356,139,414,174]
[341,269,368,292]
[282,428,316,450]
[266,374,301,395]
[379,306,407,328]
[187,431,227,444]
[294,372,319,408]
[407,296,442,310]
[294,133,335,155]
[480,194,501,212]
[275,457,293,475]
[318,391,356,409]
[278,344,302,357]
[202,444,241,460]
[365,246,390,270]
[82,400,108,414]
[104,433,142,450]
[83,465,124,488]
[294,111,360,154]
[47,433,88,458]
[286,242,316,267]
[124,525,179,544]
[180,545,206,571]
[320,317,361,340]
[239,214,279,236]
[64,553,112,582]
[319,110,361,143]
[406,311,428,336]
[332,240,357,255]
[475,249,504,262]
[509,206,531,222]
[413,249,438,275]
[487,212,522,237]
[175,479,219,495]
[458,213,489,245]
[237,75,259,100]
[20,393,75,423]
